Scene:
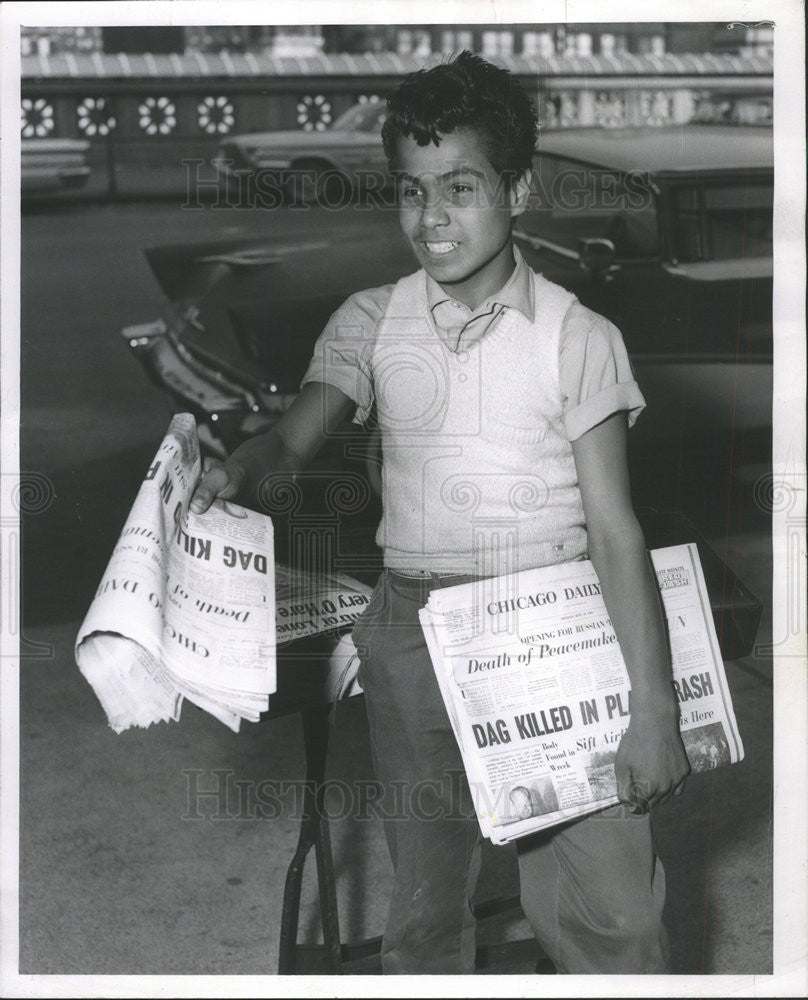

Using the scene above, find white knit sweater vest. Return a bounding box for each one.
[372,267,586,575]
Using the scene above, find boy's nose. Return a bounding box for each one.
[420,196,450,229]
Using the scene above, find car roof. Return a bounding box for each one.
[534,125,773,175]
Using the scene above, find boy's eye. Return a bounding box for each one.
[448,181,476,203]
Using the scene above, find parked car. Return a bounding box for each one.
[21,138,92,196]
[129,123,772,455]
[126,124,772,520]
[513,125,773,459]
[213,100,389,205]
[124,122,770,656]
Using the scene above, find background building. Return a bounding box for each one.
[19,22,774,200]
[21,22,774,58]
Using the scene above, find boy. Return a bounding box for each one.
[191,52,689,974]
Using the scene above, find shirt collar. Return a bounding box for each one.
[426,244,534,322]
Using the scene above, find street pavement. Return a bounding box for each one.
[10,198,777,984]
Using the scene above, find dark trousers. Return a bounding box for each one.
[352,569,670,974]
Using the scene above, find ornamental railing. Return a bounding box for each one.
[20,50,773,200]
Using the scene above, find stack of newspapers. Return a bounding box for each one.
[419,545,744,844]
[75,414,370,734]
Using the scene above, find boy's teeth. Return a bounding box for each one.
[424,241,459,254]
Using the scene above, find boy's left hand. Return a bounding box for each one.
[614,711,690,813]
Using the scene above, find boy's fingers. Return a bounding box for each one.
[627,791,650,815]
[615,763,636,809]
[617,770,653,814]
[190,465,235,513]
[652,781,674,809]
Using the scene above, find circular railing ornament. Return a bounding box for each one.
[138,96,177,136]
[21,97,55,138]
[76,96,116,137]
[594,91,626,128]
[296,94,332,132]
[198,95,235,134]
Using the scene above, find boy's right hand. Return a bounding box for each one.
[190,458,246,514]
[188,383,356,516]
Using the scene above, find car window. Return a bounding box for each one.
[670,176,772,262]
[521,154,659,260]
[331,103,386,133]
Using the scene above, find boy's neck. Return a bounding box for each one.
[432,241,517,311]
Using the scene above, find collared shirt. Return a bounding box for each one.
[426,245,534,352]
[301,245,645,443]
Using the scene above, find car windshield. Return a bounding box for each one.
[670,176,773,262]
[331,102,386,132]
[518,154,659,260]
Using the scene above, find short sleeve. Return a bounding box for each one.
[300,285,393,424]
[559,301,646,441]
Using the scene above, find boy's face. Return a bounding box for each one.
[394,130,531,310]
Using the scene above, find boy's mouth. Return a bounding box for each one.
[420,241,460,256]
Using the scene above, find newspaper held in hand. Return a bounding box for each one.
[75,413,277,733]
[418,544,744,844]
[75,414,371,733]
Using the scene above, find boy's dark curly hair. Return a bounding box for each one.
[381,51,538,187]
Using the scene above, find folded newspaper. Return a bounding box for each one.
[75,414,369,734]
[418,545,744,844]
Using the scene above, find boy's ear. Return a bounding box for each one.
[508,168,533,218]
